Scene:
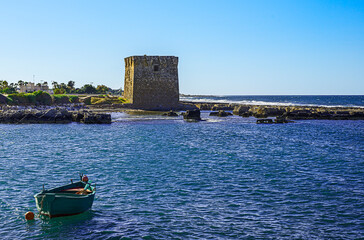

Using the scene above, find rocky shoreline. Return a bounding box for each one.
[0,100,363,124]
[187,101,364,120]
[0,108,111,124]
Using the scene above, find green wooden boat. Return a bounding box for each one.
[34,177,96,218]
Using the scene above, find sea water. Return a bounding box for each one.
[0,96,363,239]
[180,95,364,108]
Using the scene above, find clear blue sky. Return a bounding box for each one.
[0,0,363,95]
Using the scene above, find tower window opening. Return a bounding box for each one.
[153,65,159,72]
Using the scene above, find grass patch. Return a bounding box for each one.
[90,96,127,105]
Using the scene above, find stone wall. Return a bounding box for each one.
[124,55,179,110]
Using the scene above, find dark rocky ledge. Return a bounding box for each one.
[183,109,201,121]
[182,101,364,120]
[0,108,111,124]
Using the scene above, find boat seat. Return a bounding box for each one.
[61,187,85,192]
[61,187,92,195]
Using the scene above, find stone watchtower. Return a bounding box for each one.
[124,55,179,110]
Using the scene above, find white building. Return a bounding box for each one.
[18,83,53,94]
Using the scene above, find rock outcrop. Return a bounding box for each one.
[233,105,251,115]
[80,112,111,124]
[0,94,7,104]
[0,108,111,124]
[181,101,364,121]
[209,110,233,117]
[183,109,201,121]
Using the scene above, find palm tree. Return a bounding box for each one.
[52,81,59,89]
[67,80,75,89]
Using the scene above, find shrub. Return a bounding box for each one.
[80,84,97,94]
[7,93,35,105]
[52,94,70,104]
[5,96,13,104]
[1,87,17,94]
[33,91,52,105]
[82,96,92,105]
[25,93,36,104]
[68,95,79,103]
[54,88,66,94]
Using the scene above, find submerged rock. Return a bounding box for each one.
[162,110,178,117]
[274,116,289,123]
[241,112,251,118]
[256,118,274,124]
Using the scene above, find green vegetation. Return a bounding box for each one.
[0,80,17,94]
[34,91,53,105]
[3,91,79,105]
[68,95,79,103]
[52,81,118,94]
[52,94,72,104]
[88,95,127,105]
[6,91,53,105]
[0,79,126,106]
[1,79,123,95]
[2,92,126,105]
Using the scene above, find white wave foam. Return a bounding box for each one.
[111,112,183,122]
[111,112,129,120]
[180,97,364,108]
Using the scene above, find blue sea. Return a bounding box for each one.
[181,95,364,108]
[0,96,363,239]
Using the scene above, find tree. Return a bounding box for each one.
[96,85,110,94]
[67,81,75,89]
[0,80,8,89]
[54,88,65,94]
[60,83,66,89]
[2,87,16,94]
[52,81,59,89]
[81,84,97,94]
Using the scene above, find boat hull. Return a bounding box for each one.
[34,181,95,218]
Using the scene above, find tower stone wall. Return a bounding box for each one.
[124,55,179,110]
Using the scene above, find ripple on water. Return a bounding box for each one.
[0,120,363,239]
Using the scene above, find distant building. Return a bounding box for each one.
[124,55,179,110]
[18,82,53,94]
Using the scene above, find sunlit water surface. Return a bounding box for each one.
[0,112,363,239]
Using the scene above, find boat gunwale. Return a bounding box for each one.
[34,191,95,199]
[34,180,96,199]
